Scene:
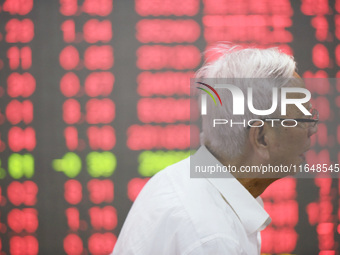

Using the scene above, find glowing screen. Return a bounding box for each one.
[0,0,339,254]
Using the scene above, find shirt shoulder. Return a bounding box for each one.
[113,157,245,254]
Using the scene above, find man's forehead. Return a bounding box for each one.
[285,72,311,116]
[286,72,306,99]
[291,72,305,88]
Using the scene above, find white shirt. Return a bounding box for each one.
[112,146,271,255]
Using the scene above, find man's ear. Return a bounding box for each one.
[248,123,270,161]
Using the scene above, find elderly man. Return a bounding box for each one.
[111,45,318,254]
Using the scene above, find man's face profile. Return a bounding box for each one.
[264,73,318,170]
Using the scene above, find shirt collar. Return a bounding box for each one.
[191,146,271,235]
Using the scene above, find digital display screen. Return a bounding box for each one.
[0,0,339,254]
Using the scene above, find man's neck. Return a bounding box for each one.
[236,178,277,198]
[204,144,277,198]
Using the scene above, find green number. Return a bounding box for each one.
[87,152,116,177]
[52,152,82,178]
[8,153,34,179]
[138,150,192,177]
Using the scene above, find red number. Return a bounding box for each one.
[7,208,38,233]
[82,0,112,16]
[7,46,32,70]
[261,227,298,253]
[64,127,78,150]
[87,179,114,204]
[61,20,75,42]
[7,181,38,206]
[136,19,200,43]
[88,206,117,230]
[65,208,79,231]
[88,233,116,255]
[301,0,328,15]
[64,180,82,205]
[64,234,83,255]
[87,126,116,150]
[60,0,78,16]
[63,99,81,124]
[86,99,115,124]
[85,72,114,97]
[264,201,298,227]
[3,0,33,15]
[83,19,112,43]
[127,124,200,150]
[7,73,36,98]
[137,45,200,70]
[135,0,199,16]
[60,73,80,97]
[313,44,329,68]
[60,46,79,70]
[10,236,38,255]
[8,127,36,152]
[137,71,192,96]
[138,98,192,123]
[6,19,34,43]
[317,223,335,250]
[7,47,21,69]
[306,202,319,225]
[84,46,113,70]
[6,100,33,124]
[311,16,328,41]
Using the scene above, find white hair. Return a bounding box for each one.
[196,44,297,159]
